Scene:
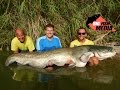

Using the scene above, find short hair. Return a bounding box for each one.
[77,27,87,34]
[44,23,54,30]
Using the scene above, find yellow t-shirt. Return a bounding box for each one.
[70,39,94,47]
[11,36,35,52]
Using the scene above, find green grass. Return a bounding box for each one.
[0,0,120,49]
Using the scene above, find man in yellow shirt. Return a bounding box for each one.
[11,28,35,53]
[70,27,99,66]
[70,29,94,47]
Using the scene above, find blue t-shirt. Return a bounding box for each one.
[36,35,62,52]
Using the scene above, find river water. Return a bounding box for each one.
[0,51,120,90]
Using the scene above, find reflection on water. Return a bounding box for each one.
[1,51,120,90]
[11,65,114,84]
[10,65,87,82]
[11,66,56,82]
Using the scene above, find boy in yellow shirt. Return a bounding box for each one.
[70,27,99,66]
[11,28,35,53]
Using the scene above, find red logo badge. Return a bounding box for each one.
[86,14,116,32]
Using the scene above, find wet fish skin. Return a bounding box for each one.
[5,45,116,68]
[5,48,73,68]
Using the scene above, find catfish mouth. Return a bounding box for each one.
[95,51,116,60]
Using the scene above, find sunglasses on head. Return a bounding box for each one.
[77,32,86,35]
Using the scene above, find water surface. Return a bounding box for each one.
[0,51,120,90]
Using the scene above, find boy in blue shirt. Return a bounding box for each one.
[36,24,62,52]
[36,24,63,71]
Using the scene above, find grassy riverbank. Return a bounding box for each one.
[0,0,120,49]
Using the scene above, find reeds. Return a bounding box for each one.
[0,0,120,49]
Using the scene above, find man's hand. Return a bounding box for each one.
[88,56,99,66]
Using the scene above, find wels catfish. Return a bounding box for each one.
[5,45,116,68]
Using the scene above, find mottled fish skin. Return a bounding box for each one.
[5,45,116,68]
[5,48,73,68]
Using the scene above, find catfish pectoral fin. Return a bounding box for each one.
[80,52,94,63]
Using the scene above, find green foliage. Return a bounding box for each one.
[0,0,120,48]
